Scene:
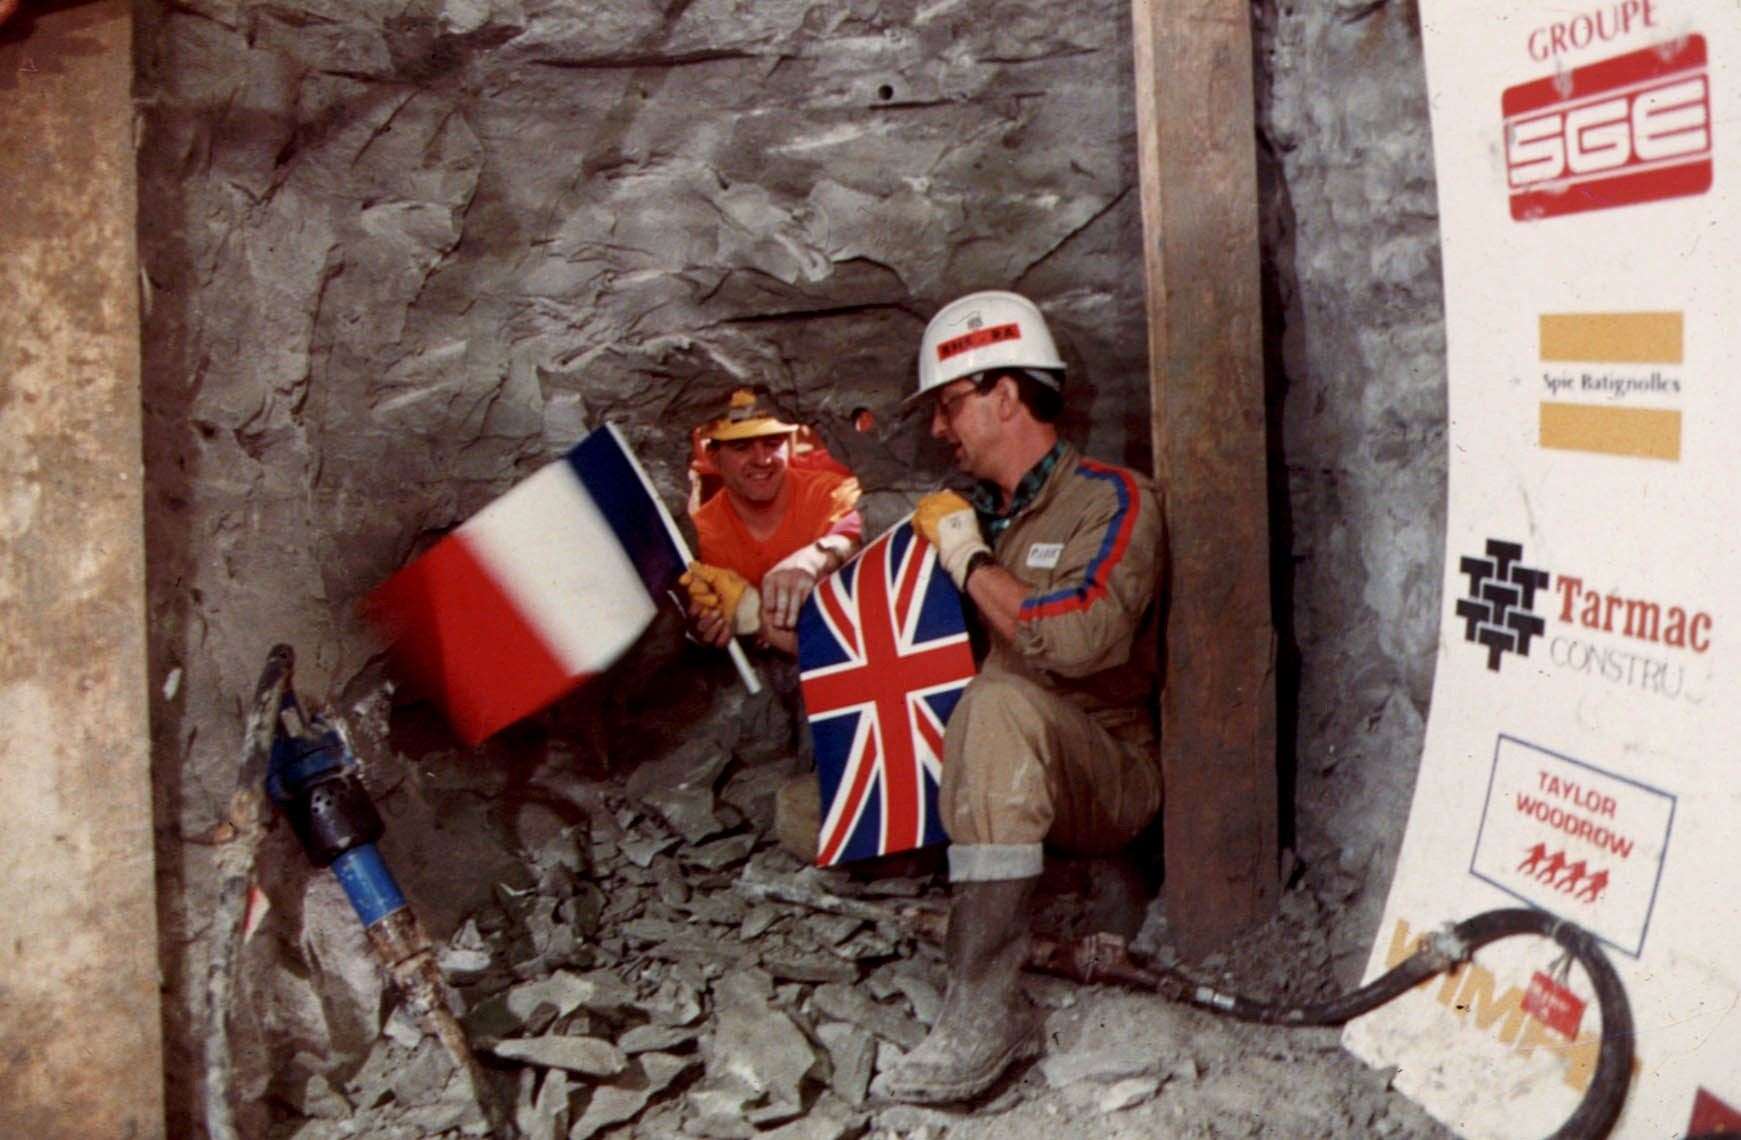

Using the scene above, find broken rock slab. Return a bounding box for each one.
[870,1103,963,1136]
[624,735,734,806]
[439,943,494,980]
[816,1021,875,1108]
[503,968,634,1023]
[1038,1043,1160,1089]
[643,975,705,1027]
[757,1108,865,1140]
[289,1072,351,1121]
[642,781,726,846]
[619,1022,702,1054]
[811,983,926,1051]
[718,761,794,836]
[1097,1074,1162,1113]
[620,832,682,869]
[490,1034,628,1077]
[676,888,750,927]
[763,953,861,985]
[686,1082,760,1139]
[704,969,818,1107]
[684,832,758,871]
[653,855,693,906]
[623,918,758,966]
[883,965,943,1026]
[327,1035,490,1137]
[739,903,781,940]
[809,912,864,946]
[514,1068,571,1140]
[382,1004,425,1049]
[517,894,582,968]
[568,1052,697,1140]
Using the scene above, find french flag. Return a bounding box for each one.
[368,424,686,744]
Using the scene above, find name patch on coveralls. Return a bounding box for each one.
[1026,542,1063,569]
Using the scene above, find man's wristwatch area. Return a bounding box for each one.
[961,549,997,587]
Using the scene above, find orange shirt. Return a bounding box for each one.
[694,467,863,587]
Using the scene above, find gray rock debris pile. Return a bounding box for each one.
[276,763,937,1140]
[258,701,1458,1140]
[270,728,1232,1140]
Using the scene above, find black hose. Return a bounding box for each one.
[1134,908,1634,1140]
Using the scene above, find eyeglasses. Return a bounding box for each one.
[934,379,992,423]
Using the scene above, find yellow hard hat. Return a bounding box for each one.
[703,389,799,442]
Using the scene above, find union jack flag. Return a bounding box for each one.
[797,519,978,866]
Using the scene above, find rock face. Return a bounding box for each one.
[135,1,1148,1129]
[135,0,1149,813]
[1255,0,1446,957]
[134,0,1448,1129]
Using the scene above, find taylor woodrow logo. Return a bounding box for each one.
[1455,537,1710,699]
[1470,734,1676,957]
[1504,34,1712,221]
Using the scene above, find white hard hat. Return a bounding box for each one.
[912,290,1065,404]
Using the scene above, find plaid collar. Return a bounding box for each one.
[971,440,1067,540]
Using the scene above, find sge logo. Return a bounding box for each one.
[1504,36,1712,221]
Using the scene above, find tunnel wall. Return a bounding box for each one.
[1256,0,1445,957]
[134,0,1443,1125]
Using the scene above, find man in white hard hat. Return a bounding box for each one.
[874,291,1166,1104]
[681,388,862,655]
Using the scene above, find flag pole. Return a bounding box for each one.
[724,638,763,695]
[605,424,763,695]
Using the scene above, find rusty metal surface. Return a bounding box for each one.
[0,3,165,1137]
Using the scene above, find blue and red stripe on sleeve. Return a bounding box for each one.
[1018,459,1140,621]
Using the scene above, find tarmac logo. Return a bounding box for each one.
[1455,539,1551,671]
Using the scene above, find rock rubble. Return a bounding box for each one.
[264,727,1449,1140]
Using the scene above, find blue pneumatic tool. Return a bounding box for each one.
[263,661,511,1137]
[265,695,403,928]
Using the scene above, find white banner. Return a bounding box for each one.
[1343,2,1741,1136]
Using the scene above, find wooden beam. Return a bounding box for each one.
[1130,0,1279,954]
[0,3,166,1136]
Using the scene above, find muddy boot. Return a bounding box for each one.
[872,876,1040,1104]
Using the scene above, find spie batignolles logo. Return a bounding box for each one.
[1456,539,1551,671]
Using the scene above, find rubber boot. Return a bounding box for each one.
[872,876,1040,1104]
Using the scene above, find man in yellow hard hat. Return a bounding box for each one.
[681,389,862,655]
[874,291,1166,1105]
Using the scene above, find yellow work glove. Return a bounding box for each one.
[680,562,762,635]
[913,491,990,591]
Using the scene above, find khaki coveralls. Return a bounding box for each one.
[940,445,1165,883]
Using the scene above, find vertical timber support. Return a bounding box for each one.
[1130,0,1279,954]
[0,3,166,1137]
